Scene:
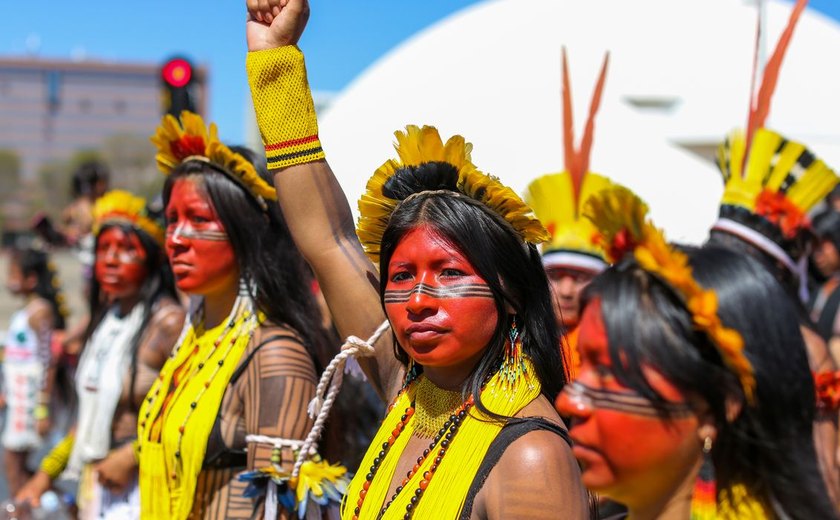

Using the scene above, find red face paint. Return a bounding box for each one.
[384,226,498,371]
[555,301,701,508]
[165,179,239,296]
[94,227,149,299]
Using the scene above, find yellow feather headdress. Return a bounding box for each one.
[585,186,756,404]
[150,111,277,210]
[92,190,164,245]
[525,49,613,270]
[716,0,838,247]
[356,125,549,264]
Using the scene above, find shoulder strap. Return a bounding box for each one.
[459,417,571,519]
[228,333,299,386]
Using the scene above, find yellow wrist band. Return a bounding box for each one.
[246,46,325,170]
[40,433,75,479]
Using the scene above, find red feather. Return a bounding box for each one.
[745,0,808,158]
[561,47,576,184]
[578,53,610,183]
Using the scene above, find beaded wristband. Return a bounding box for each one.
[39,433,75,479]
[246,46,325,170]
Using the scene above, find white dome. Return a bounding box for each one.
[318,0,840,242]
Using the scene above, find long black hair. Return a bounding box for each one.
[584,245,836,518]
[84,218,178,409]
[11,247,67,330]
[161,147,329,371]
[378,161,565,416]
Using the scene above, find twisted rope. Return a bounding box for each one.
[292,320,390,480]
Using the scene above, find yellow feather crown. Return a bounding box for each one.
[717,128,838,240]
[92,190,164,245]
[525,171,614,262]
[584,186,756,404]
[150,111,277,209]
[356,125,549,264]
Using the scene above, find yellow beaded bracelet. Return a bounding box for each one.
[39,433,75,480]
[246,46,325,170]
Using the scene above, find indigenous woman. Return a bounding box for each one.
[137,115,329,519]
[525,49,614,381]
[244,1,588,518]
[557,186,838,519]
[16,190,184,519]
[704,0,840,500]
[2,246,66,495]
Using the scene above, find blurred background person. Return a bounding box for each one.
[16,190,184,519]
[2,246,66,496]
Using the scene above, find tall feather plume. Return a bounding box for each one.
[561,47,610,216]
[561,47,577,192]
[744,0,808,163]
[578,53,610,183]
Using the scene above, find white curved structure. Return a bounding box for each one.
[317,0,840,242]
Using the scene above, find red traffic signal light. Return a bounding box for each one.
[162,58,193,88]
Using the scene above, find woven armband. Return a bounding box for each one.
[247,46,325,170]
[39,433,75,480]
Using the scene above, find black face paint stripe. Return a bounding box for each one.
[166,228,229,242]
[566,382,693,418]
[383,283,494,303]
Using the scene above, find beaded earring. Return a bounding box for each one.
[499,315,526,389]
[402,358,419,390]
[690,436,716,519]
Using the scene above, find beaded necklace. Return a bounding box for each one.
[351,378,475,520]
[140,300,258,479]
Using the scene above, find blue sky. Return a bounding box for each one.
[1,1,837,143]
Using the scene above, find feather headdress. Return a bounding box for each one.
[151,111,277,210]
[92,190,164,245]
[525,49,613,271]
[585,186,756,404]
[716,0,838,253]
[356,125,549,264]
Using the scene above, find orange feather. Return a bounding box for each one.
[578,53,610,183]
[745,0,808,158]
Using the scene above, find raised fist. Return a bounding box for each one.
[246,0,310,51]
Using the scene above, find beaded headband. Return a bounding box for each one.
[585,186,756,404]
[151,111,277,211]
[92,190,165,246]
[356,125,549,264]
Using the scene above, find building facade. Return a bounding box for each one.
[0,56,207,180]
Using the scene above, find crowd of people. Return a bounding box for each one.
[0,0,838,518]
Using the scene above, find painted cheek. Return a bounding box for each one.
[95,230,148,297]
[388,292,497,367]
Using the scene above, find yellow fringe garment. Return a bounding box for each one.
[342,360,541,519]
[137,314,254,520]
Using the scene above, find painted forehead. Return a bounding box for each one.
[388,226,471,264]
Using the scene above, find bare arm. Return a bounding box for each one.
[476,429,588,519]
[802,325,840,504]
[245,0,403,399]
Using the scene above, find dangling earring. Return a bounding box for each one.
[402,358,419,389]
[690,436,716,519]
[499,315,525,388]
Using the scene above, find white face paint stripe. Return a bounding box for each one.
[167,222,229,242]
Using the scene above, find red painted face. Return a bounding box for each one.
[384,226,498,370]
[165,179,239,296]
[94,226,149,299]
[555,300,701,508]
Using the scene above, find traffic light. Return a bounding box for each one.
[161,57,196,116]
